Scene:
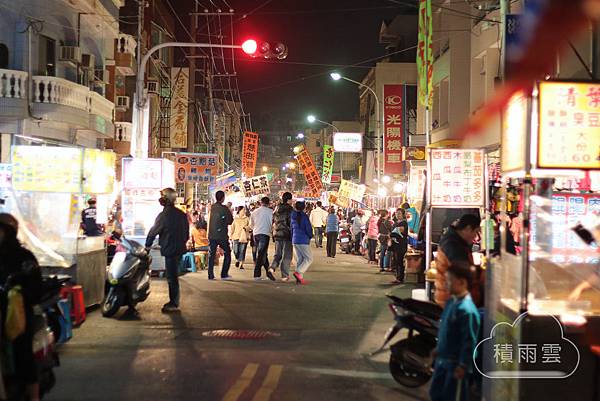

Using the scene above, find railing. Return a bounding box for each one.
[116,33,136,55]
[31,75,90,112]
[89,91,115,122]
[114,121,133,141]
[0,69,28,99]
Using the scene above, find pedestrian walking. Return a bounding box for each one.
[429,262,481,401]
[377,210,393,273]
[434,214,481,306]
[291,201,313,285]
[250,196,274,280]
[325,207,339,258]
[230,206,250,270]
[350,210,364,255]
[366,211,379,264]
[390,208,408,284]
[309,201,328,248]
[207,190,234,281]
[145,188,189,312]
[269,192,294,281]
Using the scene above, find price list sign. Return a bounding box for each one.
[430,149,485,207]
[538,81,600,169]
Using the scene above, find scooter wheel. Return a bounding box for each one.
[102,287,125,317]
[389,353,431,388]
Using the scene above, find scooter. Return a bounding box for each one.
[102,236,151,317]
[373,295,443,388]
[338,223,353,254]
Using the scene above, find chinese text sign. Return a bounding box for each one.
[175,153,217,184]
[242,131,259,178]
[430,149,485,207]
[322,145,334,185]
[384,84,405,175]
[170,68,189,148]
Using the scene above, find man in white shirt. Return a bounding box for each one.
[309,201,328,248]
[250,196,274,280]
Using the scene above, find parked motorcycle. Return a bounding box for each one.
[374,295,442,387]
[102,236,151,317]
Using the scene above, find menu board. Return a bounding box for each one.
[175,153,217,184]
[12,146,82,193]
[122,158,163,189]
[322,145,334,185]
[408,164,426,202]
[241,175,270,197]
[538,81,600,169]
[430,149,485,207]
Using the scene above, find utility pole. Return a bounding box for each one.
[207,67,214,154]
[499,0,510,80]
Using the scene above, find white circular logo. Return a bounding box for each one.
[385,95,402,106]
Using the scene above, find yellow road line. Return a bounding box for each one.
[221,363,260,401]
[251,365,284,401]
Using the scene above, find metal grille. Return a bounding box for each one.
[202,330,281,340]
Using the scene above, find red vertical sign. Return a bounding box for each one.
[383,84,405,175]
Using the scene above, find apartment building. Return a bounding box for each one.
[0,0,121,159]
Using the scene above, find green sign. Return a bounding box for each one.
[322,145,334,185]
[266,172,274,181]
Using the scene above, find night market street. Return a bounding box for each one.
[46,245,426,401]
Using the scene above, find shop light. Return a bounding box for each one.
[377,187,388,197]
[382,175,391,184]
[393,182,404,193]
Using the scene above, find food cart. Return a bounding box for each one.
[2,142,116,306]
[484,81,600,401]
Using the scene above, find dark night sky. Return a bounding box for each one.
[196,0,412,129]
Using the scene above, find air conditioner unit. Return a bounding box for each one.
[146,80,159,94]
[59,46,82,64]
[94,69,110,84]
[81,54,95,70]
[116,96,130,110]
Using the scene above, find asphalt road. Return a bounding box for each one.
[46,244,430,401]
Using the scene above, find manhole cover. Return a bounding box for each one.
[202,330,281,340]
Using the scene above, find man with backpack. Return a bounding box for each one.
[269,192,294,281]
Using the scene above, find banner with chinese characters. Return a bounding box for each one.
[538,81,600,169]
[242,175,270,197]
[122,158,163,189]
[430,149,485,207]
[384,84,405,175]
[417,0,433,108]
[338,179,366,204]
[322,145,334,185]
[296,145,323,195]
[408,164,426,203]
[242,131,259,177]
[170,67,189,148]
[175,153,217,184]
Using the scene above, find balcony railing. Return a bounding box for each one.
[89,91,115,122]
[31,75,90,112]
[0,69,28,99]
[114,121,132,141]
[116,33,136,55]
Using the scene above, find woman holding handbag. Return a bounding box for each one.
[231,206,251,269]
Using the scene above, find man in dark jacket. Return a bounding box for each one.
[146,188,189,312]
[207,190,234,281]
[0,213,42,400]
[269,192,294,281]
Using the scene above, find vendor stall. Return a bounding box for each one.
[1,142,116,306]
[485,81,600,401]
[121,157,175,272]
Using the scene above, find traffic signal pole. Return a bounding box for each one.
[132,42,242,158]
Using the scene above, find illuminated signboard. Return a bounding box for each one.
[333,132,362,153]
[538,81,600,169]
[502,90,529,173]
[430,149,485,207]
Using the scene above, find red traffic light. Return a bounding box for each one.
[241,39,258,56]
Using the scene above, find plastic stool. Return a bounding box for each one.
[194,251,208,270]
[60,285,86,326]
[180,252,197,273]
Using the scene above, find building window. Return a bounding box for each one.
[38,35,56,76]
[316,140,321,147]
[0,44,8,69]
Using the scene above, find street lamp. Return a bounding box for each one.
[288,162,296,169]
[330,72,383,186]
[262,166,268,172]
[306,115,343,180]
[296,133,305,139]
